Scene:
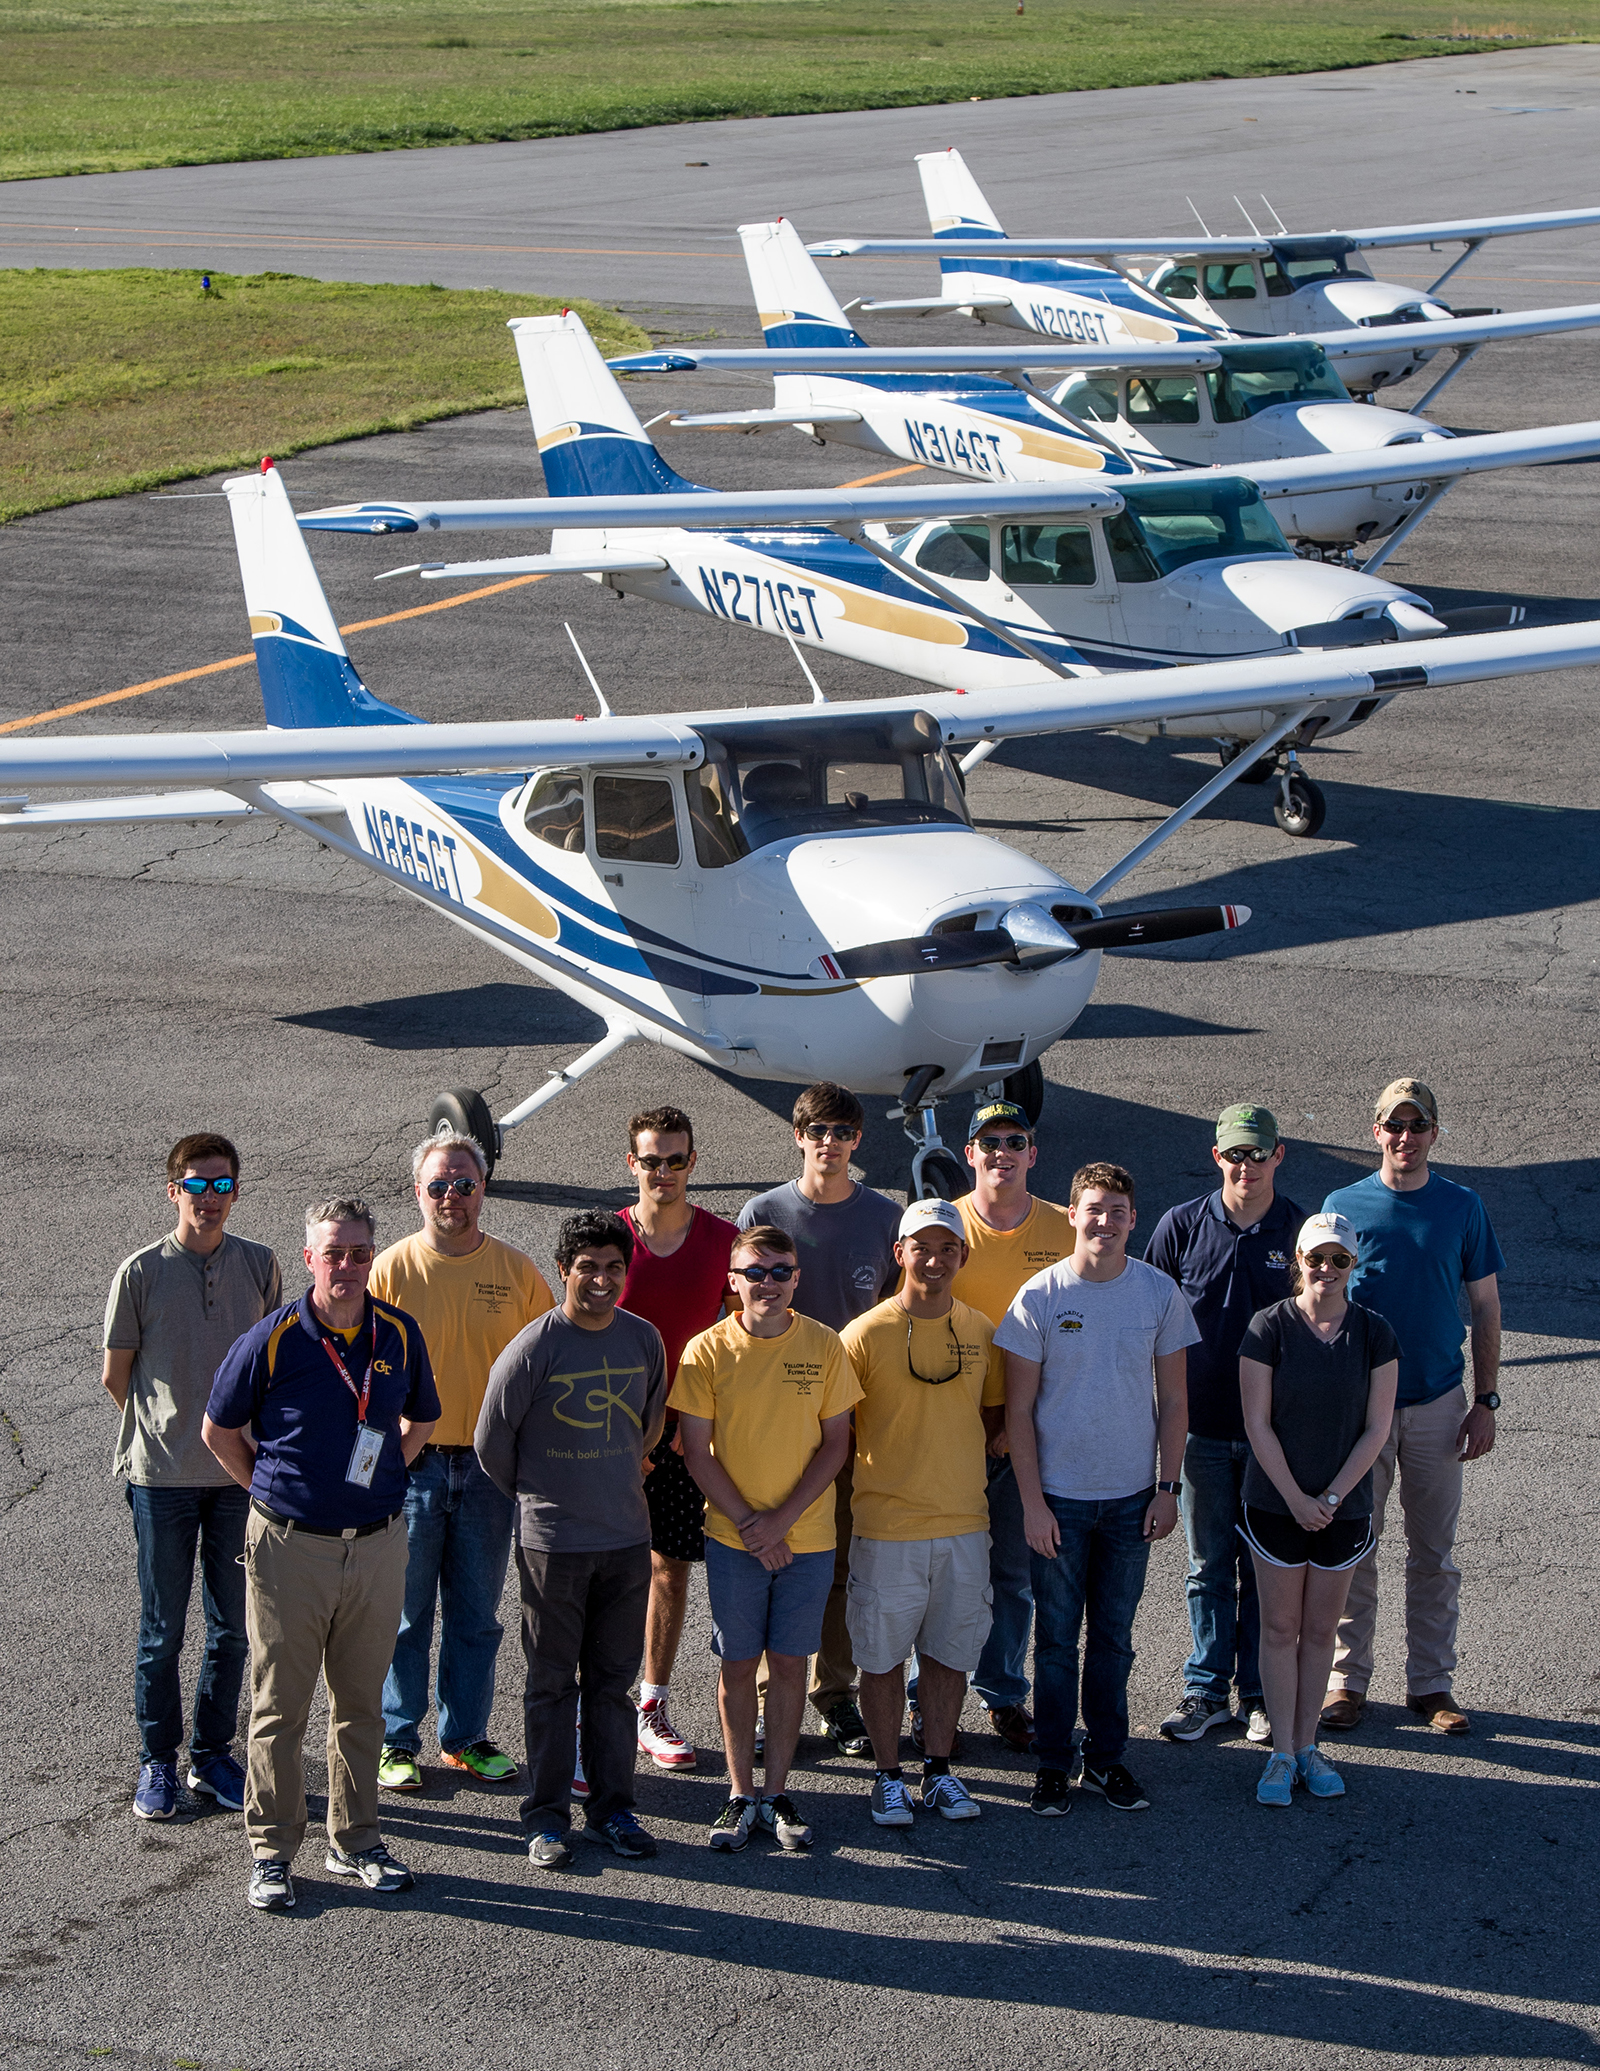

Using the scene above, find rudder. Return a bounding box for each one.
[738,219,866,349]
[510,311,704,499]
[915,148,1006,237]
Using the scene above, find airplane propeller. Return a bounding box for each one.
[832,903,1251,980]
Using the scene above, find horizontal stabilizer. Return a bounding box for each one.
[377,551,670,581]
[853,295,1014,313]
[613,345,1218,375]
[0,782,346,830]
[659,407,865,431]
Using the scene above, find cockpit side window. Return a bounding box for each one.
[1056,373,1122,422]
[686,764,748,870]
[522,767,586,852]
[1001,525,1097,588]
[1260,258,1295,298]
[1203,261,1258,301]
[1104,512,1162,585]
[1126,374,1200,425]
[593,774,681,866]
[1160,264,1199,301]
[916,523,991,581]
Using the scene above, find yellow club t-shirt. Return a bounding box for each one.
[672,1311,862,1553]
[368,1230,555,1447]
[952,1196,1077,1327]
[841,1296,1006,1542]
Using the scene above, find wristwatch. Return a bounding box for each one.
[1321,1489,1341,1510]
[1156,1479,1181,1496]
[1474,1391,1501,1411]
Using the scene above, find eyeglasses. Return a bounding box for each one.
[1379,1116,1433,1137]
[1304,1250,1354,1271]
[178,1175,236,1196]
[734,1262,796,1284]
[1219,1146,1274,1166]
[315,1246,374,1266]
[425,1176,480,1199]
[975,1133,1032,1153]
[633,1153,691,1173]
[907,1314,964,1386]
[802,1124,860,1143]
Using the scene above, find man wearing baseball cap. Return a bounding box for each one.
[840,1200,1006,1827]
[1145,1104,1302,1748]
[1319,1079,1505,1736]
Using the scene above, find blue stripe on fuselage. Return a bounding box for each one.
[941,255,1212,339]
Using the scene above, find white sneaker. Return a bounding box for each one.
[921,1772,981,1821]
[637,1697,697,1770]
[757,1793,813,1850]
[1242,1703,1273,1745]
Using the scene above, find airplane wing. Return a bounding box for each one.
[806,237,1272,260]
[1335,206,1600,251]
[375,549,670,582]
[1234,419,1600,499]
[1304,302,1600,357]
[610,345,1221,374]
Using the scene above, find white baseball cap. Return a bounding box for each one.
[898,1198,966,1241]
[1297,1211,1359,1259]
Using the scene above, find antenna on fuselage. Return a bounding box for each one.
[781,621,827,705]
[1234,196,1263,236]
[563,623,613,718]
[1185,197,1212,239]
[1259,193,1288,235]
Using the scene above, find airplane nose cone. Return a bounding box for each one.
[999,902,1080,970]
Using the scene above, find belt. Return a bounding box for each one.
[422,1443,476,1455]
[251,1498,401,1541]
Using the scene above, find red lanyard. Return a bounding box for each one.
[320,1313,376,1424]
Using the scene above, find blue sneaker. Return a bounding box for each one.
[134,1759,178,1820]
[1296,1745,1346,1798]
[1256,1751,1297,1807]
[586,1808,657,1859]
[187,1751,246,1811]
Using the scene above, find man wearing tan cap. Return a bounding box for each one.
[1319,1079,1505,1736]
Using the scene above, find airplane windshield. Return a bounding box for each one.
[1208,342,1349,421]
[692,713,972,856]
[1110,479,1290,579]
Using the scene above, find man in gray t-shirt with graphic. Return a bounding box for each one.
[476,1211,667,1870]
[739,1081,900,1755]
[998,1161,1198,1817]
[103,1132,281,1824]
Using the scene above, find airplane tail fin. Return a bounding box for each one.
[510,311,703,498]
[915,148,1007,238]
[738,219,866,348]
[225,461,415,729]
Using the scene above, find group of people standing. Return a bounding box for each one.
[102,1071,1503,1910]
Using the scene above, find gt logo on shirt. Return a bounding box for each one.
[1058,1314,1084,1334]
[373,1359,394,1373]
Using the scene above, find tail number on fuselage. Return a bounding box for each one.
[698,569,823,637]
[363,804,464,902]
[905,421,1007,475]
[1028,301,1113,344]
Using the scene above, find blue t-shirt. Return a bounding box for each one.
[207,1291,440,1529]
[1322,1171,1506,1407]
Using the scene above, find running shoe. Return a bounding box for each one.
[822,1698,873,1757]
[587,1808,657,1859]
[1159,1693,1233,1742]
[186,1751,246,1810]
[1080,1761,1150,1811]
[572,1729,590,1802]
[324,1841,414,1892]
[757,1794,813,1851]
[709,1795,759,1851]
[440,1740,517,1782]
[869,1773,915,1828]
[528,1829,573,1869]
[247,1859,295,1911]
[637,1698,697,1771]
[378,1746,424,1793]
[1257,1751,1297,1807]
[921,1772,981,1821]
[1242,1704,1273,1745]
[133,1759,178,1821]
[1296,1745,1346,1798]
[1029,1768,1073,1817]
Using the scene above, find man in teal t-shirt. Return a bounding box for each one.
[1319,1078,1505,1737]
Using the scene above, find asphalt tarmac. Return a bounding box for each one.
[2,47,1599,2071]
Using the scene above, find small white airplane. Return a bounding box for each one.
[617,215,1600,553]
[807,148,1600,399]
[9,459,1600,1193]
[300,312,1600,832]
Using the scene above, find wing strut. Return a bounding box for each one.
[1359,481,1456,575]
[1427,238,1487,296]
[1086,705,1316,900]
[836,529,1080,683]
[1409,344,1483,416]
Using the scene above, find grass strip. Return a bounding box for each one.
[0,0,1589,181]
[0,266,648,521]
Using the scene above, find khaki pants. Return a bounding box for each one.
[1329,1384,1466,1701]
[243,1506,408,1862]
[756,1456,859,1716]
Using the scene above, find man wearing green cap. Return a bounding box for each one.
[1146,1104,1301,1745]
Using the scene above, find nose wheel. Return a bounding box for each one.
[1274,769,1327,839]
[429,1088,501,1182]
[894,1070,971,1201]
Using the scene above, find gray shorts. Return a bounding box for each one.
[845,1530,993,1676]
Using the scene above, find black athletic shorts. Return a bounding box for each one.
[1239,1504,1375,1572]
[646,1430,706,1563]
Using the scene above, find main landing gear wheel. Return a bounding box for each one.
[429,1088,500,1182]
[1002,1059,1046,1128]
[1219,743,1276,785]
[917,1148,970,1202]
[1274,773,1327,840]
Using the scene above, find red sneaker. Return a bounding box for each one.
[637,1698,698,1770]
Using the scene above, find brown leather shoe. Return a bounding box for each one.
[1408,1692,1471,1735]
[1319,1692,1367,1731]
[988,1704,1037,1753]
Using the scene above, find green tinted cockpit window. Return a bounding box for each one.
[916,522,991,580]
[1001,525,1097,587]
[1057,373,1121,422]
[1126,374,1200,426]
[1113,479,1291,578]
[1208,342,1349,421]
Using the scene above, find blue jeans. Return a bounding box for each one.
[382,1448,514,1754]
[1180,1435,1262,1706]
[1030,1488,1152,1770]
[125,1481,250,1764]
[974,1456,1033,1710]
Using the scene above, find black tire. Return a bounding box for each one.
[1274,774,1327,839]
[917,1148,970,1202]
[1002,1059,1046,1128]
[429,1087,499,1181]
[1219,743,1277,785]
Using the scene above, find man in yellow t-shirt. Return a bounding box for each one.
[676,1225,859,1856]
[842,1200,1006,1829]
[368,1125,554,1792]
[950,1099,1075,1754]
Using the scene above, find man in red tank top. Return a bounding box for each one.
[620,1105,738,1771]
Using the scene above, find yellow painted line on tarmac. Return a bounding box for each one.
[0,221,736,261]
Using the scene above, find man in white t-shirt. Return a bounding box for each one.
[997,1161,1197,1818]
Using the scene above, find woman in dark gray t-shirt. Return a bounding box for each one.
[1238,1212,1399,1808]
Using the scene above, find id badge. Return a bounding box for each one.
[346,1422,385,1489]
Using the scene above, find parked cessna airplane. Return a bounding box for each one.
[808,148,1600,396]
[300,313,1600,832]
[616,215,1600,552]
[8,460,1600,1192]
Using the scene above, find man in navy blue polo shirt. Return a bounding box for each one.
[1145,1105,1301,1746]
[205,1197,439,1914]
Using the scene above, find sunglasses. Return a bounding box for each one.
[178,1175,236,1196]
[907,1314,964,1386]
[1304,1250,1354,1271]
[734,1262,796,1284]
[633,1153,691,1173]
[1379,1117,1433,1136]
[425,1176,480,1199]
[974,1133,1032,1153]
[802,1124,860,1143]
[315,1245,374,1266]
[1219,1146,1274,1166]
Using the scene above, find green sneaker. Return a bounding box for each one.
[441,1739,518,1783]
[378,1746,423,1793]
